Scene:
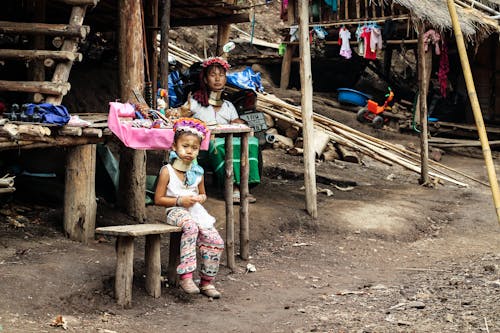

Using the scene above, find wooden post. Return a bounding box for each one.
[364,0,368,18]
[145,0,159,109]
[239,133,249,260]
[63,144,97,243]
[117,0,147,222]
[144,234,161,298]
[217,24,231,57]
[298,0,318,218]
[46,6,87,104]
[280,0,296,90]
[417,22,431,185]
[159,0,171,89]
[225,133,235,270]
[446,0,500,225]
[115,236,134,308]
[345,0,349,19]
[356,0,361,18]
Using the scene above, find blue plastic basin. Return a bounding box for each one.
[337,88,372,106]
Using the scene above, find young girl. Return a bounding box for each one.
[154,118,223,298]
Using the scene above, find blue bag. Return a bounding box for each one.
[168,70,185,107]
[26,103,71,125]
[226,67,264,92]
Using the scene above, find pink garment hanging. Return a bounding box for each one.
[438,38,449,97]
[370,27,383,52]
[423,29,441,55]
[361,27,377,60]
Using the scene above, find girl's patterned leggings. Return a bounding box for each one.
[166,208,224,277]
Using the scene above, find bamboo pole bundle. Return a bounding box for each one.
[0,174,15,188]
[256,91,474,187]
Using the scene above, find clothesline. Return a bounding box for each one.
[288,14,410,29]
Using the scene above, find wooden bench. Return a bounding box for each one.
[95,224,181,307]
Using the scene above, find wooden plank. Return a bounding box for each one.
[0,49,82,62]
[0,21,89,38]
[0,80,70,95]
[95,224,182,237]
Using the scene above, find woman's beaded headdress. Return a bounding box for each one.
[173,118,209,140]
[202,57,230,70]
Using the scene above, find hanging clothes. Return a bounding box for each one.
[370,27,383,53]
[339,27,352,59]
[438,37,450,97]
[324,0,338,12]
[355,25,364,56]
[361,26,377,60]
[423,29,441,55]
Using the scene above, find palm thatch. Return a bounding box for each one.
[393,0,499,41]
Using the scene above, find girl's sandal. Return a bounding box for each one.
[200,284,221,299]
[179,278,200,294]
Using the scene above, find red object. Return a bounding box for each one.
[0,102,5,114]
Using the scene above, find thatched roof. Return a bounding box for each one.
[393,0,499,41]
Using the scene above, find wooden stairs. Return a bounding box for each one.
[0,0,100,105]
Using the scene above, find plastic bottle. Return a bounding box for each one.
[20,104,28,122]
[7,104,19,121]
[32,106,42,123]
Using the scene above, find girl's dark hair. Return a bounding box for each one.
[173,130,202,143]
[192,63,226,107]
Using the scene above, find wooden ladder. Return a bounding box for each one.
[0,0,99,105]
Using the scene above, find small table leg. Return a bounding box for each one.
[145,234,161,298]
[225,133,235,270]
[239,132,250,260]
[115,236,134,308]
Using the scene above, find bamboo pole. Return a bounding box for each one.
[447,0,500,225]
[298,0,318,218]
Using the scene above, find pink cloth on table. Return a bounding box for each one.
[108,102,210,151]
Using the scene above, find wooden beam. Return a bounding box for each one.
[216,24,231,56]
[53,0,99,6]
[298,0,317,218]
[0,21,89,38]
[46,5,87,104]
[171,13,250,27]
[0,49,82,62]
[0,80,70,95]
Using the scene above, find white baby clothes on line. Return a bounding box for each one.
[339,28,352,59]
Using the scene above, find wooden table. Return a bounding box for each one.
[210,125,252,270]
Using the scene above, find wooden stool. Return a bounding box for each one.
[95,224,181,307]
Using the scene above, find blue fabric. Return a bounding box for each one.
[168,151,204,186]
[324,0,338,11]
[226,67,264,92]
[26,103,70,125]
[168,71,184,107]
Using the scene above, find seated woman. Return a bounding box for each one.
[182,57,260,204]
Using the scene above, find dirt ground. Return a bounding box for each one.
[1,2,499,332]
[1,101,499,333]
